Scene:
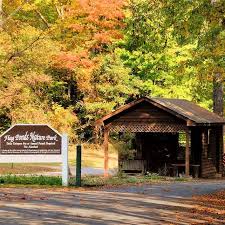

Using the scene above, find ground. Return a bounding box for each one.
[0,180,225,225]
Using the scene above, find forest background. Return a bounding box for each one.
[0,0,224,143]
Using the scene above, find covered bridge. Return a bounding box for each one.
[95,97,225,178]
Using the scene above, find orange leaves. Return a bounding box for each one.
[94,32,111,45]
[69,24,85,33]
[53,51,94,70]
[94,30,123,44]
[65,0,125,49]
[77,0,125,22]
[53,0,125,69]
[52,0,126,97]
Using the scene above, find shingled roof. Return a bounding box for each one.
[96,97,225,126]
[151,98,225,124]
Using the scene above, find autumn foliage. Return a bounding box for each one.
[0,0,224,140]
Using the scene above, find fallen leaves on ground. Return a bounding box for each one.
[0,192,48,201]
[190,189,225,224]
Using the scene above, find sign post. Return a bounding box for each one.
[0,124,69,186]
[76,144,82,187]
[62,134,69,186]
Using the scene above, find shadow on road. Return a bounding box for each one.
[0,181,225,225]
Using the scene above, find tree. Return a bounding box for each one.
[50,0,130,129]
[161,0,225,114]
[52,0,126,95]
[117,0,201,104]
[0,0,78,139]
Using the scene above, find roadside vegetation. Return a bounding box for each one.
[0,175,62,186]
[81,174,188,187]
[0,173,188,188]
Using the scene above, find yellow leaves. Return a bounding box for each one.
[48,104,78,141]
[0,32,13,60]
[0,70,78,139]
[22,72,52,87]
[22,3,38,12]
[10,104,49,125]
[0,71,52,122]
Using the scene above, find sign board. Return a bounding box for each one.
[0,124,69,186]
[0,124,62,163]
[0,124,61,155]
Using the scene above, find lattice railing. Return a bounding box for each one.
[109,122,187,133]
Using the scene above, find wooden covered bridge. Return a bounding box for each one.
[96,97,225,178]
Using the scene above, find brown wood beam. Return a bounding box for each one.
[185,130,190,176]
[103,127,109,177]
[217,126,223,174]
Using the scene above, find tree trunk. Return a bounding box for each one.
[213,72,223,117]
[0,0,3,28]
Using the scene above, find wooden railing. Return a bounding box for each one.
[119,159,146,173]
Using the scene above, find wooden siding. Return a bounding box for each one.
[105,101,186,126]
[217,126,223,174]
[201,128,217,178]
[200,126,224,178]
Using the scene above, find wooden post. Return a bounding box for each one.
[103,127,109,177]
[185,131,190,177]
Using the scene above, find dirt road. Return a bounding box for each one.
[0,180,225,225]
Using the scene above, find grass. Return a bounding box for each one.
[68,143,118,168]
[0,173,189,188]
[80,173,188,187]
[0,175,62,186]
[0,164,58,175]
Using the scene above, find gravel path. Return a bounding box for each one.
[0,180,225,225]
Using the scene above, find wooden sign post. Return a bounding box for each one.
[0,124,69,186]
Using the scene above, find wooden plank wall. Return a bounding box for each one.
[217,126,224,174]
[201,128,217,178]
[105,101,186,125]
[200,127,224,178]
